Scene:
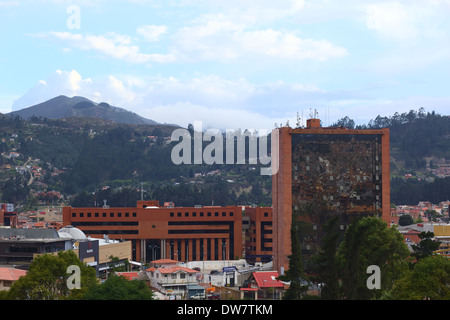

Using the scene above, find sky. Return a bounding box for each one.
[1,0,450,130]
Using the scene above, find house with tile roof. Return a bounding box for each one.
[0,267,27,291]
[145,264,203,299]
[240,271,286,300]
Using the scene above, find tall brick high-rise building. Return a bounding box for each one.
[272,118,390,274]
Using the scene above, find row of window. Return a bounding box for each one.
[72,212,137,218]
[169,211,235,218]
[71,211,236,218]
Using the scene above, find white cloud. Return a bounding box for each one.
[11,70,137,111]
[178,0,305,24]
[173,14,347,62]
[12,70,91,110]
[13,68,450,131]
[365,1,450,42]
[0,1,19,7]
[10,70,324,129]
[366,2,421,40]
[49,31,176,64]
[137,25,168,42]
[142,101,283,130]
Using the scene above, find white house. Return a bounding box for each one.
[146,264,203,299]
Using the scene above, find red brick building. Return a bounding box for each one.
[63,201,243,263]
[244,207,273,263]
[272,119,390,274]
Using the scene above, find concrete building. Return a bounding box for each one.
[146,263,201,299]
[0,228,68,268]
[272,119,390,274]
[63,200,243,264]
[0,226,131,276]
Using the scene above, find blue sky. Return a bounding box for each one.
[1,0,450,130]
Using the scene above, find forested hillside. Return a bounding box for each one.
[0,115,271,209]
[1,108,450,210]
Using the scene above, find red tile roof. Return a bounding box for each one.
[253,271,284,288]
[0,268,27,281]
[158,266,198,274]
[150,259,178,264]
[115,272,141,280]
[146,266,198,274]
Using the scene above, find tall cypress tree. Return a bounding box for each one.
[310,216,341,299]
[279,208,308,300]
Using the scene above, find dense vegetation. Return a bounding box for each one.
[1,107,450,208]
[0,250,153,300]
[0,115,272,208]
[296,216,450,300]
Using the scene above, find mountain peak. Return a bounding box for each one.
[8,96,159,126]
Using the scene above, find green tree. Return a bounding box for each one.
[391,255,450,300]
[309,216,341,299]
[279,209,309,300]
[411,231,441,261]
[4,251,97,300]
[337,217,410,300]
[398,214,414,226]
[82,275,153,300]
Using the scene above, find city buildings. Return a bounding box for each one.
[272,119,390,274]
[62,200,243,264]
[0,226,131,276]
[0,203,18,228]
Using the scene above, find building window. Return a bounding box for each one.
[180,273,185,279]
[215,212,219,217]
[95,212,99,217]
[200,212,204,217]
[170,212,174,217]
[193,212,196,217]
[103,213,106,217]
[79,212,84,217]
[87,212,91,217]
[132,212,137,217]
[72,212,76,218]
[178,212,182,217]
[185,212,189,217]
[264,212,269,217]
[125,212,129,217]
[207,212,211,217]
[110,212,114,217]
[118,212,122,217]
[230,212,234,216]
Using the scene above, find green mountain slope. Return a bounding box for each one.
[8,95,159,125]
